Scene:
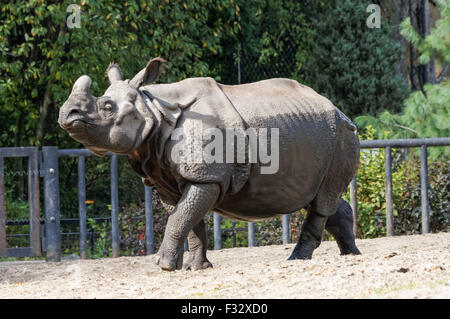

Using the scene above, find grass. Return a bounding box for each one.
[0,256,45,262]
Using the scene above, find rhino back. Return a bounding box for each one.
[216,79,346,219]
[219,78,337,129]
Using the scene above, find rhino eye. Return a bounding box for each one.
[100,103,113,112]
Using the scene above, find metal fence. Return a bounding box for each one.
[0,137,449,261]
[39,148,155,261]
[0,147,40,258]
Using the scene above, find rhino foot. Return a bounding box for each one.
[182,250,213,271]
[339,246,361,256]
[183,260,213,271]
[288,240,318,260]
[154,245,184,271]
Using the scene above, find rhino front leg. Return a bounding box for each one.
[156,183,220,271]
[155,199,186,268]
[183,219,213,271]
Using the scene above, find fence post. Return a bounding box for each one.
[384,146,394,236]
[0,157,6,257]
[420,145,430,234]
[350,176,358,237]
[78,156,87,259]
[248,222,255,247]
[232,220,237,247]
[145,186,154,255]
[282,214,290,244]
[213,213,222,250]
[110,155,120,258]
[28,149,40,256]
[42,146,61,262]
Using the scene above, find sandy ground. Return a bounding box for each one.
[0,232,448,299]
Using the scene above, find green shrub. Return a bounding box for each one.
[395,158,449,234]
[87,218,112,258]
[342,126,407,238]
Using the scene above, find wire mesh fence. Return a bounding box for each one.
[226,39,300,85]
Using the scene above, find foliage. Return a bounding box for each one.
[3,190,30,248]
[399,0,450,67]
[303,0,409,118]
[355,0,450,159]
[341,126,448,238]
[355,80,450,159]
[231,0,323,84]
[220,218,248,248]
[87,217,112,258]
[119,203,145,256]
[342,127,407,238]
[119,189,168,254]
[395,158,449,234]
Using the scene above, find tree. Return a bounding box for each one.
[215,0,324,85]
[239,0,321,84]
[355,0,450,159]
[302,0,410,119]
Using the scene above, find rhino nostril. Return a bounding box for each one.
[68,108,81,118]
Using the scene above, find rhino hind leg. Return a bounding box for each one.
[288,157,351,260]
[183,219,213,271]
[288,119,360,261]
[325,198,361,255]
[288,201,330,260]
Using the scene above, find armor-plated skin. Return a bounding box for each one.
[59,58,361,271]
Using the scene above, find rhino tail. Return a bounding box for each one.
[336,109,357,131]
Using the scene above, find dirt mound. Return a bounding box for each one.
[0,232,448,298]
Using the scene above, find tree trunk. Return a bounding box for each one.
[13,110,25,200]
[420,0,435,84]
[36,80,54,147]
[394,0,409,86]
[408,0,418,91]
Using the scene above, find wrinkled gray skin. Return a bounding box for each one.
[59,57,361,271]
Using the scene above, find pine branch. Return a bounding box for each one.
[436,65,449,83]
[393,123,419,136]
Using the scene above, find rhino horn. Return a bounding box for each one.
[129,57,167,88]
[106,63,123,83]
[71,75,92,94]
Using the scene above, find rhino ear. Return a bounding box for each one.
[106,63,123,83]
[129,57,167,88]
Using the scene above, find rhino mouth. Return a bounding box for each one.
[60,115,97,131]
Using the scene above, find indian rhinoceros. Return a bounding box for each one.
[58,57,361,271]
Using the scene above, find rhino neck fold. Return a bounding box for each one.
[131,89,182,180]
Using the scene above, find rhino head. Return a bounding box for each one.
[58,57,167,156]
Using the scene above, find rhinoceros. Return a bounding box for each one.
[59,57,361,271]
